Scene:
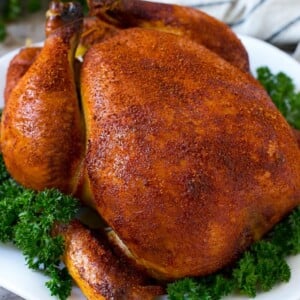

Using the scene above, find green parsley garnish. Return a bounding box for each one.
[27,0,42,13]
[0,155,79,300]
[257,66,300,129]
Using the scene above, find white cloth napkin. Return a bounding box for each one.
[149,0,300,61]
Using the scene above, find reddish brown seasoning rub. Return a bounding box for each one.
[87,0,249,72]
[4,47,41,104]
[56,220,164,300]
[81,28,300,280]
[2,0,300,291]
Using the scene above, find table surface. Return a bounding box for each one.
[0,287,23,300]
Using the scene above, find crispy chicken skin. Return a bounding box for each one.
[4,47,41,103]
[87,0,249,72]
[293,128,300,148]
[56,220,164,300]
[81,28,300,279]
[0,2,85,194]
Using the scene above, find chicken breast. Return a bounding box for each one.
[81,28,300,279]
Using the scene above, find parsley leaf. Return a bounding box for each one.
[257,66,300,129]
[167,278,203,300]
[168,274,234,300]
[233,241,290,297]
[45,265,73,300]
[268,206,300,256]
[0,155,79,300]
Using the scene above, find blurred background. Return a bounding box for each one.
[0,0,87,55]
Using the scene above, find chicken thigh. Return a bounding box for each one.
[4,47,41,104]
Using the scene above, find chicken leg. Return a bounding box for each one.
[1,1,85,194]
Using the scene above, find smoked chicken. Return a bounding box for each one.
[1,0,300,299]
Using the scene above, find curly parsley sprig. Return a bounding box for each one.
[0,155,79,300]
[257,66,300,129]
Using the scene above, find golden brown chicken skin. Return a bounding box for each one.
[4,47,41,104]
[56,220,164,300]
[87,0,249,72]
[1,2,85,194]
[293,128,300,148]
[81,28,300,280]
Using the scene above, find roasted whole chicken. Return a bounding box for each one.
[1,0,300,299]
